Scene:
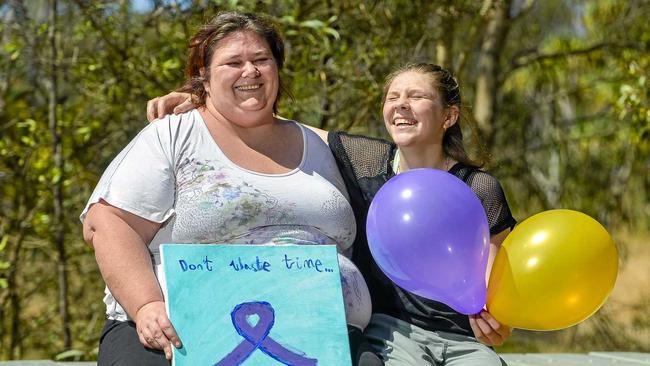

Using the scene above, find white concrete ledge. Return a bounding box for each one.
[501,352,650,365]
[0,363,96,366]
[1,352,649,365]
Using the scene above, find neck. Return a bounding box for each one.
[397,143,448,172]
[200,103,278,146]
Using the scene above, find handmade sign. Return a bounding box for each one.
[160,244,352,366]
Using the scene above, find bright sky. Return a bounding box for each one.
[131,0,154,13]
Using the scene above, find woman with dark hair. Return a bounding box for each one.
[152,63,516,365]
[82,11,377,365]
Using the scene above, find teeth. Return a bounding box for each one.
[235,84,261,91]
[394,118,416,126]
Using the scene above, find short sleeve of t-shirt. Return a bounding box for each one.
[460,168,516,235]
[79,117,180,223]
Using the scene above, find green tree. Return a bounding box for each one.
[0,0,648,359]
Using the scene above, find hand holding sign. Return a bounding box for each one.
[135,300,182,360]
[161,244,352,366]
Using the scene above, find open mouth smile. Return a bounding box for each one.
[393,118,417,126]
[235,83,262,91]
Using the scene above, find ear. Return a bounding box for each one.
[443,105,459,130]
[200,67,209,93]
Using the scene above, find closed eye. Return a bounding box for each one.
[254,57,271,64]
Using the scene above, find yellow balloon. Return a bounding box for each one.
[487,209,618,331]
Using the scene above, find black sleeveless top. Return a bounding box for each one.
[328,131,516,336]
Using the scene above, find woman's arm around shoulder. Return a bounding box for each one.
[147,91,194,122]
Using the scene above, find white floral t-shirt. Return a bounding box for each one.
[80,109,362,322]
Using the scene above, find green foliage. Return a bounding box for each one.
[0,236,8,289]
[0,0,648,359]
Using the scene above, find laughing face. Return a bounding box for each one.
[203,31,279,126]
[382,71,457,148]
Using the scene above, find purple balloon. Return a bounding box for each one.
[366,168,490,314]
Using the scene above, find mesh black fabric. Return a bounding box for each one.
[328,130,516,337]
[452,165,517,236]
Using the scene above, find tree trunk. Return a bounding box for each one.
[8,0,39,93]
[4,233,25,359]
[1,185,33,358]
[435,1,455,70]
[473,0,512,149]
[10,285,21,358]
[47,0,72,350]
[318,0,337,130]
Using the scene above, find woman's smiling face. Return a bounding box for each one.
[203,31,279,125]
[383,71,454,148]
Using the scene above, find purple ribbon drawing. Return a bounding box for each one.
[214,301,318,366]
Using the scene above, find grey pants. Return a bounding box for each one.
[365,314,507,366]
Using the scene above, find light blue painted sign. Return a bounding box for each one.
[160,244,352,366]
